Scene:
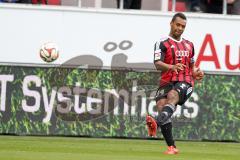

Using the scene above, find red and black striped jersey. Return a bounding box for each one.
[154,36,195,87]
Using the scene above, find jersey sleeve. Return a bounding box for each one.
[153,41,167,63]
[190,43,195,64]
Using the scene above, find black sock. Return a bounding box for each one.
[156,104,174,126]
[160,122,176,147]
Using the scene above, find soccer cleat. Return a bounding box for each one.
[164,146,179,155]
[146,115,157,137]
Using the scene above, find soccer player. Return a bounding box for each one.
[146,12,204,154]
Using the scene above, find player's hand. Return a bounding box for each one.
[170,63,186,74]
[193,67,204,80]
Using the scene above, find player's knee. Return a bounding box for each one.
[167,90,179,103]
[167,90,178,99]
[157,110,171,125]
[156,105,163,112]
[156,99,167,112]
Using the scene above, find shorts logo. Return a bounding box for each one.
[180,83,186,89]
[186,87,193,95]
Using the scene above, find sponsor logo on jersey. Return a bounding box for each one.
[175,50,190,60]
[154,48,161,60]
[154,52,161,60]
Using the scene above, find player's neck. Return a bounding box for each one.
[168,34,182,42]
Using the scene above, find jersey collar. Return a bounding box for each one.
[168,35,183,43]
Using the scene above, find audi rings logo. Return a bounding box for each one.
[104,40,133,52]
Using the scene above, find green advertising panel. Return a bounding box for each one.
[0,65,239,141]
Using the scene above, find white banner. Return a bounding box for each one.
[0,4,240,73]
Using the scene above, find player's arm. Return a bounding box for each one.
[153,41,185,73]
[189,46,204,80]
[191,63,204,80]
[155,61,186,74]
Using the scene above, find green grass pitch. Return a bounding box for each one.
[0,136,239,160]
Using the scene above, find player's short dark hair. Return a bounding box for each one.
[171,12,187,22]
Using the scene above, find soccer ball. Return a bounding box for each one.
[39,42,59,62]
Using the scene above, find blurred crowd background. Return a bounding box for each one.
[0,0,239,15]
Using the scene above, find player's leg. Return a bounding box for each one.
[157,90,179,154]
[146,83,171,137]
[156,89,179,126]
[146,89,178,154]
[158,82,193,154]
[156,98,167,111]
[174,82,193,106]
[156,81,193,125]
[156,97,178,153]
[146,98,167,137]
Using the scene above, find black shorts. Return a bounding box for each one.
[155,81,193,105]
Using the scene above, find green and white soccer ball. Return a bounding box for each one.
[39,42,59,63]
